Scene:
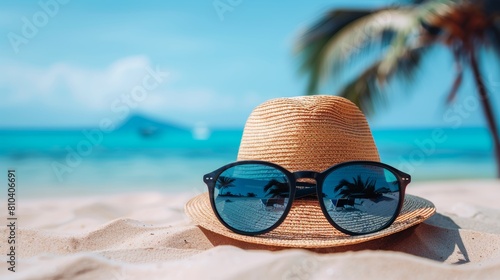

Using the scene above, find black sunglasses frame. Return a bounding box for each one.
[203,160,411,236]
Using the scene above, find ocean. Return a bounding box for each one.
[0,127,495,197]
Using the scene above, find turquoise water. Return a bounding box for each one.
[0,127,495,197]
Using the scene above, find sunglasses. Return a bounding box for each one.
[203,160,411,236]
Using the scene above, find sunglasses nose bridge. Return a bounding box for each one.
[293,171,319,180]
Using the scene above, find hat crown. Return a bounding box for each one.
[237,95,380,172]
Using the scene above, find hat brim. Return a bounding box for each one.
[185,193,435,248]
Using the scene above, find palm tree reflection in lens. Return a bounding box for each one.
[213,164,291,233]
[262,178,289,207]
[216,176,236,196]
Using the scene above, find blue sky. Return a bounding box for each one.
[1,0,499,129]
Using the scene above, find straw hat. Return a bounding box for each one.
[185,95,435,248]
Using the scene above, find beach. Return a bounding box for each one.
[3,0,500,279]
[2,179,499,279]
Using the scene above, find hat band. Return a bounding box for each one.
[202,160,411,236]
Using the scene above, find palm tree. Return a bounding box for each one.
[334,176,380,198]
[263,179,289,198]
[296,0,500,176]
[216,176,236,196]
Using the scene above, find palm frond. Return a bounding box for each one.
[483,0,500,16]
[334,176,379,198]
[217,176,235,187]
[333,179,352,193]
[339,62,380,115]
[297,9,374,49]
[339,44,427,115]
[446,70,464,103]
[486,23,500,59]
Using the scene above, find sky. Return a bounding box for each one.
[1,0,499,129]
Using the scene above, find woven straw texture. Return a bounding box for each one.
[185,193,435,248]
[185,95,436,247]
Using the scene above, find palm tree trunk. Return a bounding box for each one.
[469,50,500,178]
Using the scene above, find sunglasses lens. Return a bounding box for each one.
[322,164,401,234]
[213,163,291,234]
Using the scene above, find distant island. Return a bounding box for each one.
[116,114,187,138]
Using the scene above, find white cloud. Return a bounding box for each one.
[140,88,269,127]
[0,55,168,109]
[143,88,214,111]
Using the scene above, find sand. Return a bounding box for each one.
[1,180,500,279]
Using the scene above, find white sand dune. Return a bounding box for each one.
[2,180,500,279]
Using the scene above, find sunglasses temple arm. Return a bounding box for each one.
[400,174,411,197]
